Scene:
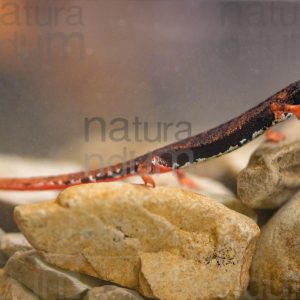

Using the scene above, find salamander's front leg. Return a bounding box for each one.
[271,103,300,120]
[137,156,172,188]
[140,174,156,187]
[136,160,154,187]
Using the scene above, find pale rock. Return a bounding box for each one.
[249,190,300,300]
[0,154,80,231]
[280,117,300,140]
[0,268,39,299]
[126,172,256,221]
[0,253,6,268]
[4,250,103,300]
[84,285,146,300]
[124,171,235,201]
[14,182,260,300]
[0,233,32,258]
[239,290,256,300]
[224,200,257,223]
[237,139,300,208]
[0,228,5,236]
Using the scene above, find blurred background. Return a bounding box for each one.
[1,0,300,167]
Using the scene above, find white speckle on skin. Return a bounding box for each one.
[252,129,264,139]
[196,158,206,163]
[271,112,292,125]
[183,162,192,167]
[172,163,180,168]
[194,144,239,165]
[226,145,239,153]
[88,175,96,182]
[179,110,294,170]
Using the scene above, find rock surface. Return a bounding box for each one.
[280,117,300,140]
[126,172,257,221]
[237,139,300,208]
[0,233,32,259]
[14,182,260,300]
[249,190,300,300]
[0,268,39,299]
[125,171,235,201]
[4,250,103,300]
[84,285,146,300]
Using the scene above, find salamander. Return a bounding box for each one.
[1,80,300,190]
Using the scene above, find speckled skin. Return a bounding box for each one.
[1,80,300,190]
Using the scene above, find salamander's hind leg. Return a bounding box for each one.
[265,128,285,143]
[287,104,300,119]
[176,169,198,189]
[271,103,300,120]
